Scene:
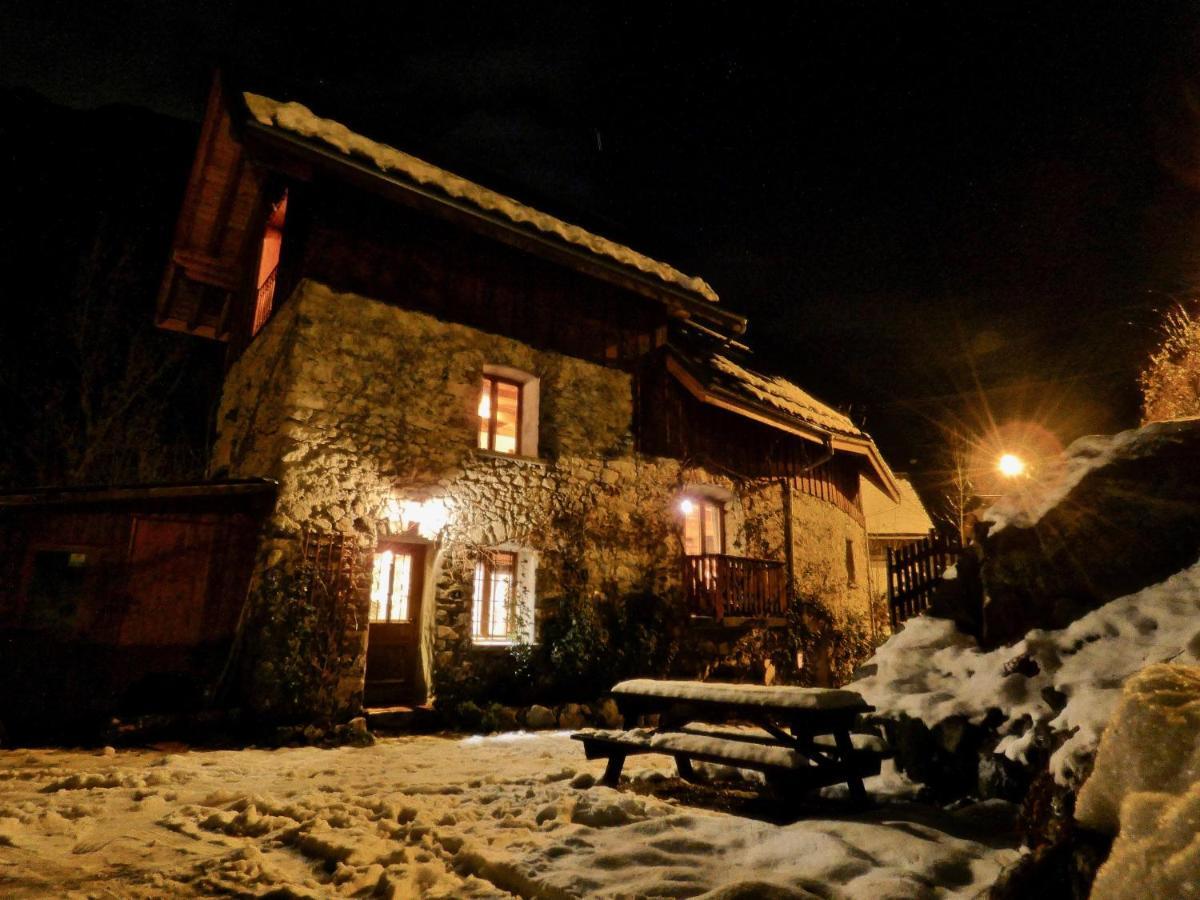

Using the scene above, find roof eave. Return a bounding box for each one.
[665,354,903,501]
[242,120,748,337]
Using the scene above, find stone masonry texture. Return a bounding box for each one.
[212,280,875,718]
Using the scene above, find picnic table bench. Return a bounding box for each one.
[572,679,888,802]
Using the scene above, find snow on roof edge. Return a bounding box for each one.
[243,92,719,304]
[710,353,863,437]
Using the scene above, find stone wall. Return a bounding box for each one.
[213,280,875,719]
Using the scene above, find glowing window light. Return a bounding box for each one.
[678,498,695,515]
[369,549,412,623]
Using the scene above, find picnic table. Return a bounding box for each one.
[572,679,887,802]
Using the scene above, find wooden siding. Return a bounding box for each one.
[0,486,272,731]
[289,185,671,366]
[156,76,272,340]
[636,353,865,522]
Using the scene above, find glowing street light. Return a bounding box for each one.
[997,453,1026,478]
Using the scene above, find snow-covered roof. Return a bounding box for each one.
[243,93,718,304]
[862,476,934,538]
[708,354,863,438]
[662,347,901,500]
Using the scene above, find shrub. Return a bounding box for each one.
[1141,302,1200,423]
[245,564,356,722]
[539,592,610,697]
[786,564,881,687]
[604,589,686,680]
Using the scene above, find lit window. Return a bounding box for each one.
[473,551,517,641]
[252,190,287,336]
[477,376,522,455]
[681,497,724,556]
[370,548,413,623]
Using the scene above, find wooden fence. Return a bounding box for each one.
[886,531,961,630]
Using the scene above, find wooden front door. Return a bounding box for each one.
[364,542,425,707]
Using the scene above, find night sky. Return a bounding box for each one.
[5,2,1200,489]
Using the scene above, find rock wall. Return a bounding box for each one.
[212,280,874,718]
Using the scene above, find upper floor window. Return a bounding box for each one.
[680,496,725,556]
[477,376,522,454]
[476,366,540,457]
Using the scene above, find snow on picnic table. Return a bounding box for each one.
[0,731,1017,899]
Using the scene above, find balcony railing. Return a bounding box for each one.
[683,553,788,621]
[252,265,279,336]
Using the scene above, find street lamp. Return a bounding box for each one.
[997,453,1026,478]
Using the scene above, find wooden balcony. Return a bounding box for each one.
[683,553,788,621]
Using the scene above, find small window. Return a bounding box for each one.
[370,547,414,623]
[473,551,517,641]
[477,376,522,455]
[23,549,90,631]
[845,539,858,585]
[252,190,288,336]
[681,497,725,556]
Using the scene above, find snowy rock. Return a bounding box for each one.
[979,419,1200,646]
[1089,783,1200,900]
[856,561,1200,788]
[524,705,557,730]
[1076,663,1200,835]
[569,794,656,827]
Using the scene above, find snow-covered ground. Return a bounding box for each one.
[0,731,1018,898]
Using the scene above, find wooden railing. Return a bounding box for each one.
[886,530,961,630]
[252,265,279,336]
[683,553,787,621]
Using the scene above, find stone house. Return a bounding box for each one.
[156,76,901,718]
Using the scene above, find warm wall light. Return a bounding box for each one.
[385,496,452,539]
[678,498,695,515]
[997,453,1026,478]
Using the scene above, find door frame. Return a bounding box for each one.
[364,537,429,706]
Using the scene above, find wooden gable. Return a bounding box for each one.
[155,76,275,340]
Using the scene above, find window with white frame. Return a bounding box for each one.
[472,548,536,644]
